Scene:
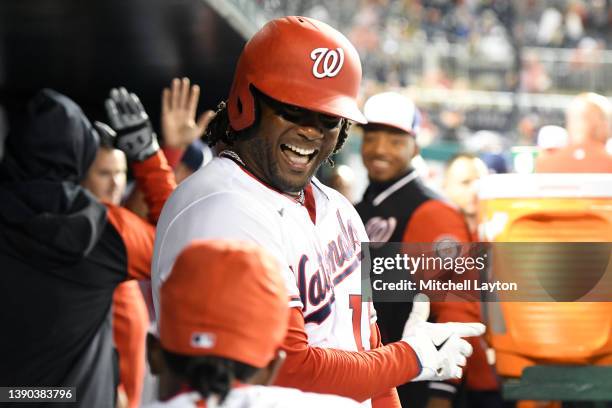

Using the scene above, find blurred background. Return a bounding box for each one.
[1,0,611,197]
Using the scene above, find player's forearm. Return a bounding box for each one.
[369,323,402,408]
[276,340,419,402]
[131,150,176,224]
[161,146,185,169]
[274,309,421,402]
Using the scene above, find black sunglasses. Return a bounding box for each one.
[256,90,343,130]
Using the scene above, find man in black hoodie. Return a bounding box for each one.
[0,89,175,407]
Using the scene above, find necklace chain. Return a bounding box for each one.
[219,149,305,206]
[219,149,245,166]
[294,190,305,206]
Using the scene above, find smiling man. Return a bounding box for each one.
[152,17,484,407]
[355,92,492,408]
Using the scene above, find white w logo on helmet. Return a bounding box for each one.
[310,47,345,78]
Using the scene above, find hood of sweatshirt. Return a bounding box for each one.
[0,89,107,267]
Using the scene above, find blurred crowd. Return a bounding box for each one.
[261,0,611,53]
[258,0,612,146]
[250,0,610,173]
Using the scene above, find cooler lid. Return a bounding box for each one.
[478,173,612,199]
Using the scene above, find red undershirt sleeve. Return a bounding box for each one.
[273,307,422,402]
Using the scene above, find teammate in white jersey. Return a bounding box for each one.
[152,16,485,407]
[145,239,359,407]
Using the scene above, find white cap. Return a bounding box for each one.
[537,125,568,149]
[363,92,420,134]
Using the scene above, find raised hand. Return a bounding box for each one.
[105,87,159,162]
[161,77,215,149]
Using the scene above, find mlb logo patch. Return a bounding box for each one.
[191,332,215,348]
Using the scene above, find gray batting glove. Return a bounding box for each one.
[105,87,160,161]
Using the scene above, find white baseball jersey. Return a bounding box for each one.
[152,155,374,355]
[142,387,360,407]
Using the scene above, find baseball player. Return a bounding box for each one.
[152,16,484,407]
[81,120,150,408]
[145,239,361,407]
[355,92,492,408]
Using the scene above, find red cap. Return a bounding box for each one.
[159,240,289,368]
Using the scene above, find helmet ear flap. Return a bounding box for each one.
[227,75,257,131]
[236,97,243,115]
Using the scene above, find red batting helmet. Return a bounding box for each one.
[227,16,366,131]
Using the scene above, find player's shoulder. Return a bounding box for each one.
[418,195,463,219]
[409,198,470,241]
[164,187,274,234]
[162,158,270,220]
[171,157,241,199]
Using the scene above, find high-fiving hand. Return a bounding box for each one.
[105,87,159,162]
[161,77,214,149]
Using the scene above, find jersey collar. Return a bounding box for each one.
[222,156,319,224]
[368,169,419,207]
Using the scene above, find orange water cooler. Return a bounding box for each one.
[478,173,612,378]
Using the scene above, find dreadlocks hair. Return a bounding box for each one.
[334,120,352,155]
[162,351,258,404]
[204,88,353,161]
[203,100,243,148]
